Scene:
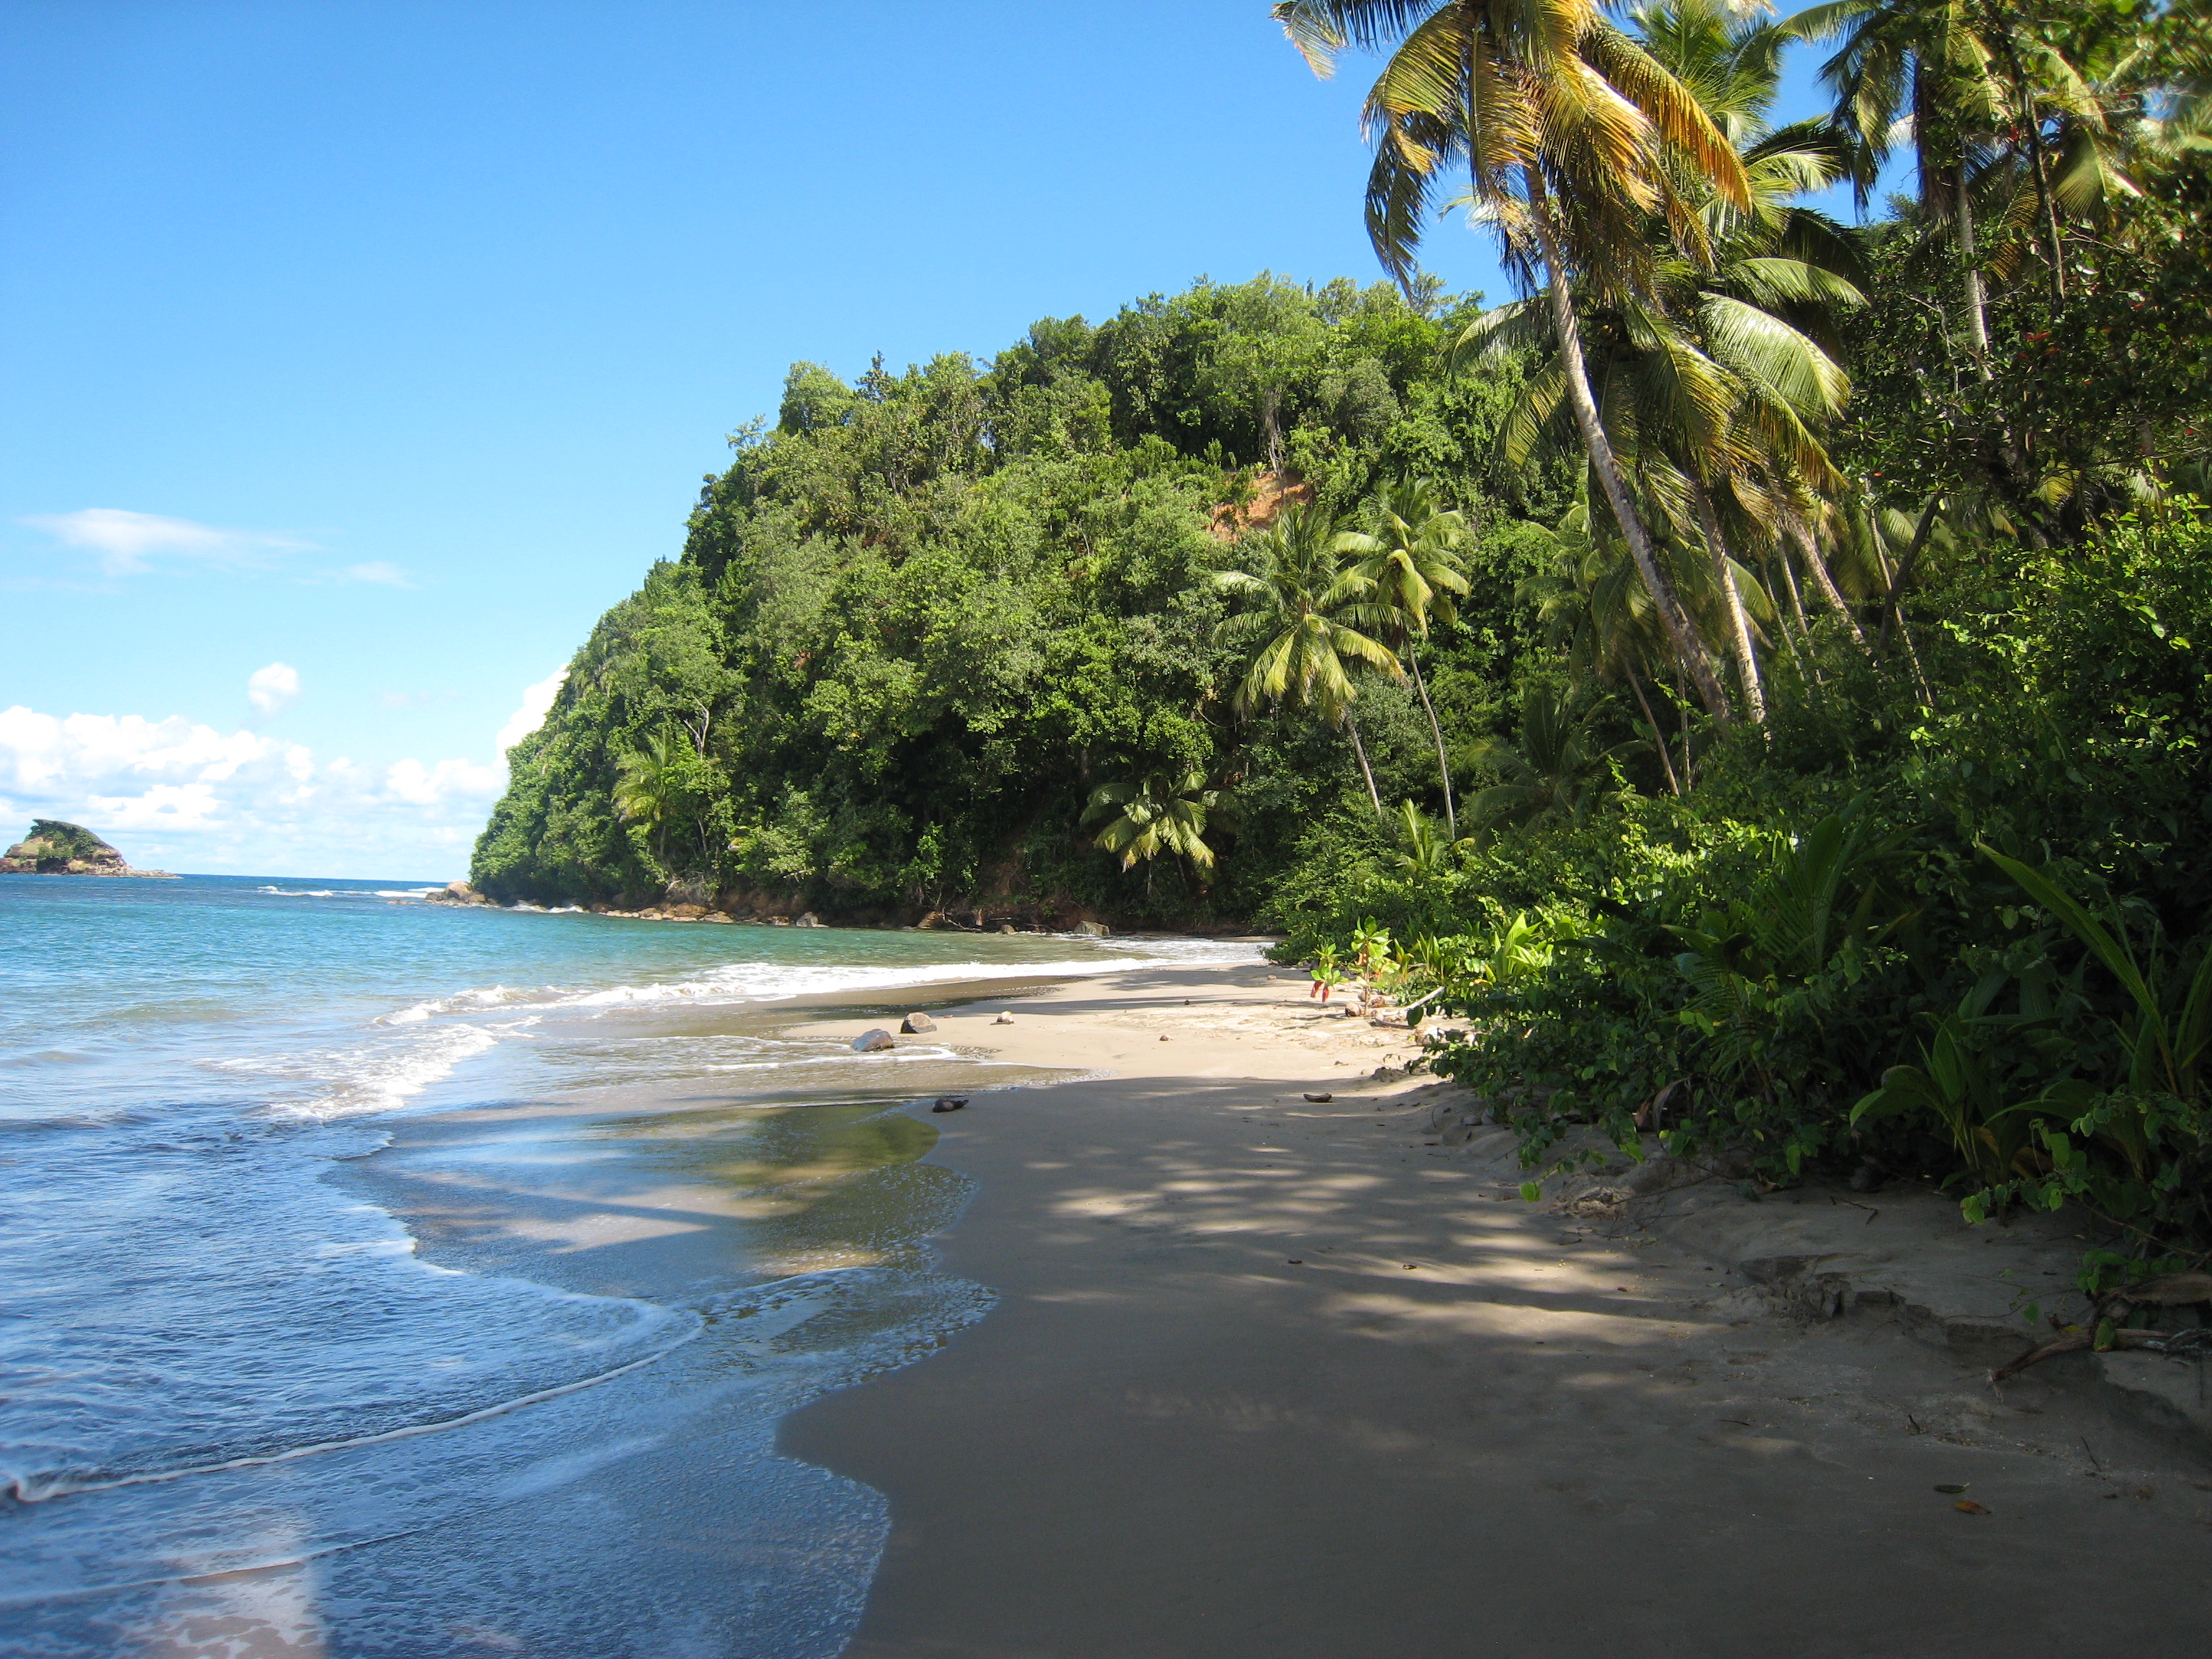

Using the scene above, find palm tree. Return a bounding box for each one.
[1273,0,1750,721]
[1213,503,1403,816]
[613,728,686,865]
[1466,685,1624,833]
[1082,769,1223,890]
[1788,0,2018,372]
[1455,4,1869,724]
[1516,495,1688,793]
[1390,798,1460,878]
[1339,482,1472,834]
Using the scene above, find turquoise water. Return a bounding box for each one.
[0,874,1256,1656]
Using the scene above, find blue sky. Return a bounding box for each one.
[0,1,1853,879]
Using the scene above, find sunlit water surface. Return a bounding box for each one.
[0,875,1257,1657]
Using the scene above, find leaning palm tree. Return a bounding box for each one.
[1786,0,2021,370]
[1274,0,1750,721]
[1082,769,1223,891]
[1213,503,1403,816]
[1339,482,1471,833]
[1455,3,1869,724]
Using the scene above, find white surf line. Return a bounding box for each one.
[0,1524,438,1611]
[7,1310,708,1506]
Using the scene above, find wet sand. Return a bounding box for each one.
[776,961,2212,1659]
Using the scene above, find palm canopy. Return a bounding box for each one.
[1337,482,1472,642]
[1337,480,1472,830]
[613,729,685,830]
[1448,3,1865,724]
[1518,499,1667,681]
[1082,770,1222,872]
[1213,505,1401,721]
[1390,798,1459,878]
[1455,19,1864,500]
[1272,0,1753,722]
[1272,0,1751,295]
[1466,684,1625,832]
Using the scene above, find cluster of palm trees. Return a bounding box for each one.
[1214,487,1472,820]
[1085,0,2203,884]
[1082,485,1476,882]
[1268,0,2206,733]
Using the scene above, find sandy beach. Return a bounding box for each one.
[332,952,2212,1657]
[770,960,2212,1658]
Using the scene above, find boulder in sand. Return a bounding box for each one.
[901,1012,937,1035]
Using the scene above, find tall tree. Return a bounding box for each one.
[1455,2,1868,722]
[613,728,688,867]
[1273,0,1751,721]
[1213,503,1403,816]
[1789,0,2019,373]
[1339,482,1472,833]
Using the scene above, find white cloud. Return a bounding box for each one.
[497,667,567,754]
[0,703,511,879]
[247,662,301,716]
[338,561,414,588]
[21,508,311,577]
[385,755,500,806]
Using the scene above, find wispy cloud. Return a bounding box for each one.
[20,508,314,577]
[247,662,300,717]
[337,561,415,588]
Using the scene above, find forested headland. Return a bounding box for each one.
[477,0,2212,1258]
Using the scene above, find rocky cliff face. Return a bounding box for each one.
[0,819,176,878]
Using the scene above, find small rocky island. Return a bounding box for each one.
[0,819,176,878]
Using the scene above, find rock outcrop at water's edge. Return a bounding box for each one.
[0,819,176,878]
[424,881,495,907]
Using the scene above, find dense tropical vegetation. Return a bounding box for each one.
[476,0,2212,1262]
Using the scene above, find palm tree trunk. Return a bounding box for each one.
[1956,159,1992,379]
[1773,548,1825,688]
[1767,555,1813,681]
[1525,167,1730,723]
[1690,478,1764,725]
[1992,30,2067,304]
[1777,544,1809,634]
[1674,671,1694,791]
[1406,642,1456,837]
[1344,714,1385,818]
[1625,665,1682,797]
[1790,520,1869,647]
[1869,527,1936,706]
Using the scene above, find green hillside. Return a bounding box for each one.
[473,274,1568,925]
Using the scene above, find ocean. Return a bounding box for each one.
[0,873,1259,1657]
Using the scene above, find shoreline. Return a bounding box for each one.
[769,962,2212,1658]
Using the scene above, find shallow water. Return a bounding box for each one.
[0,874,1260,1656]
